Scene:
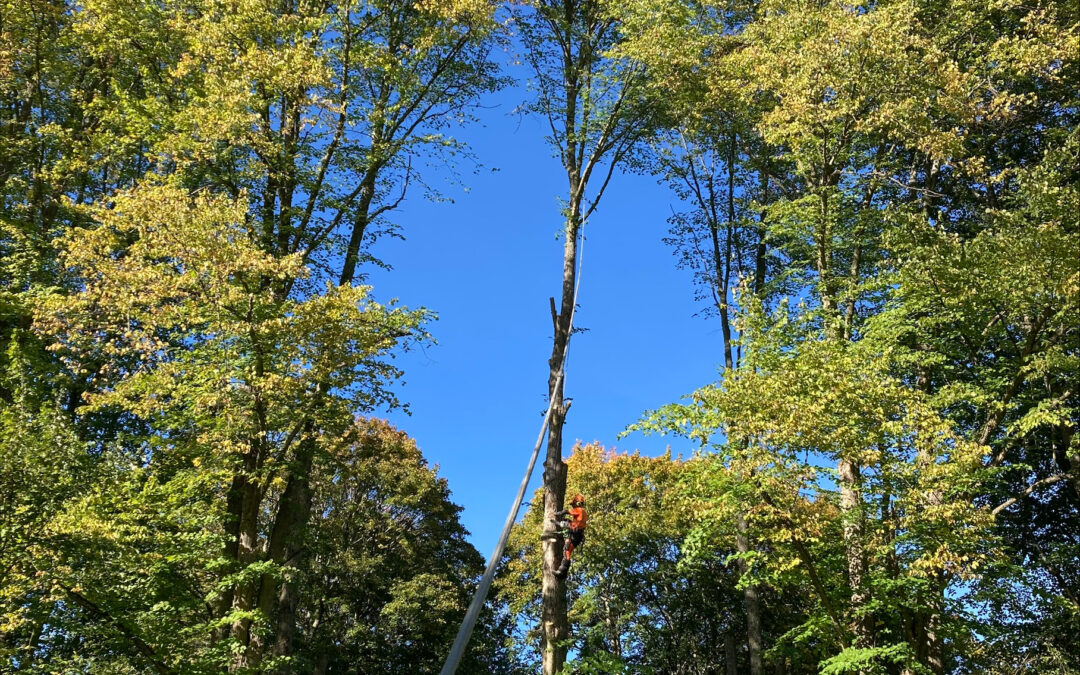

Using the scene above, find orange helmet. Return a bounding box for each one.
[571,494,585,506]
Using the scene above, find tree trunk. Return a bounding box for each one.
[603,591,621,656]
[264,434,317,665]
[725,631,738,675]
[213,474,244,642]
[839,458,872,654]
[229,458,263,670]
[339,169,378,286]
[540,189,581,675]
[736,512,763,675]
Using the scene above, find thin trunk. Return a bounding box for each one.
[22,619,42,668]
[602,591,621,656]
[725,632,737,675]
[339,170,378,286]
[540,191,578,673]
[736,512,763,675]
[839,458,872,651]
[717,130,737,371]
[817,187,835,319]
[754,171,768,297]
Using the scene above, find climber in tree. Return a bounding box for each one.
[553,493,587,578]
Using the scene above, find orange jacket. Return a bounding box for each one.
[567,506,586,531]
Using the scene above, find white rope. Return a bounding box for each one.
[438,215,587,674]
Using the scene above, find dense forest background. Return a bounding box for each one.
[1,0,1076,674]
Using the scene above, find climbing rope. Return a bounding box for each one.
[438,217,586,675]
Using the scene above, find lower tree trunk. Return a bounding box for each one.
[736,512,764,675]
[264,433,318,666]
[541,404,569,674]
[839,458,872,653]
[214,474,244,643]
[725,632,737,675]
[924,583,946,675]
[229,468,262,671]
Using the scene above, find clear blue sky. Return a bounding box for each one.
[365,67,725,561]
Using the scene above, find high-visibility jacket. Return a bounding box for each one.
[567,506,586,531]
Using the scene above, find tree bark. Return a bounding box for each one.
[838,458,872,653]
[229,459,263,670]
[264,433,317,666]
[540,200,579,674]
[725,631,738,675]
[736,512,763,675]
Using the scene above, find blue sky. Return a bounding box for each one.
[365,68,726,561]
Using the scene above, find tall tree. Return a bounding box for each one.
[71,0,500,668]
[512,1,652,670]
[2,0,506,670]
[622,0,1077,672]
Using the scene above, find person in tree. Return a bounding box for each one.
[553,493,587,578]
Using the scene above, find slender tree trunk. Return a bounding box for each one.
[229,447,263,670]
[736,512,764,675]
[602,591,621,656]
[339,170,378,286]
[839,458,872,654]
[754,171,768,298]
[541,196,579,674]
[725,632,738,675]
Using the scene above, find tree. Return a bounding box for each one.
[622,0,1078,671]
[500,443,815,674]
[3,0,505,669]
[30,182,427,670]
[512,0,653,670]
[295,418,516,674]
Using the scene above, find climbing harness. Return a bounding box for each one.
[438,218,587,675]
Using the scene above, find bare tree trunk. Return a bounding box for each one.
[540,196,580,674]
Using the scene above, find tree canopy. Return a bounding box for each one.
[2,0,1076,673]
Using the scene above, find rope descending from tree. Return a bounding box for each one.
[438,219,586,675]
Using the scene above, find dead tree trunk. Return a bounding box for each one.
[540,195,581,674]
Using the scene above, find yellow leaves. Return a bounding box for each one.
[910,542,990,581]
[415,0,497,25]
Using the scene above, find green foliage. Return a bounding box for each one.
[500,444,802,673]
[614,0,1079,672]
[1,0,509,671]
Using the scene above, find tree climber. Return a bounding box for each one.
[553,493,587,578]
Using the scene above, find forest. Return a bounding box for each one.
[1,0,1077,673]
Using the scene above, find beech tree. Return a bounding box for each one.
[2,0,505,671]
[623,0,1078,672]
[512,1,653,670]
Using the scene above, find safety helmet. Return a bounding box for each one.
[571,494,585,506]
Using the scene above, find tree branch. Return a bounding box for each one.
[992,473,1073,516]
